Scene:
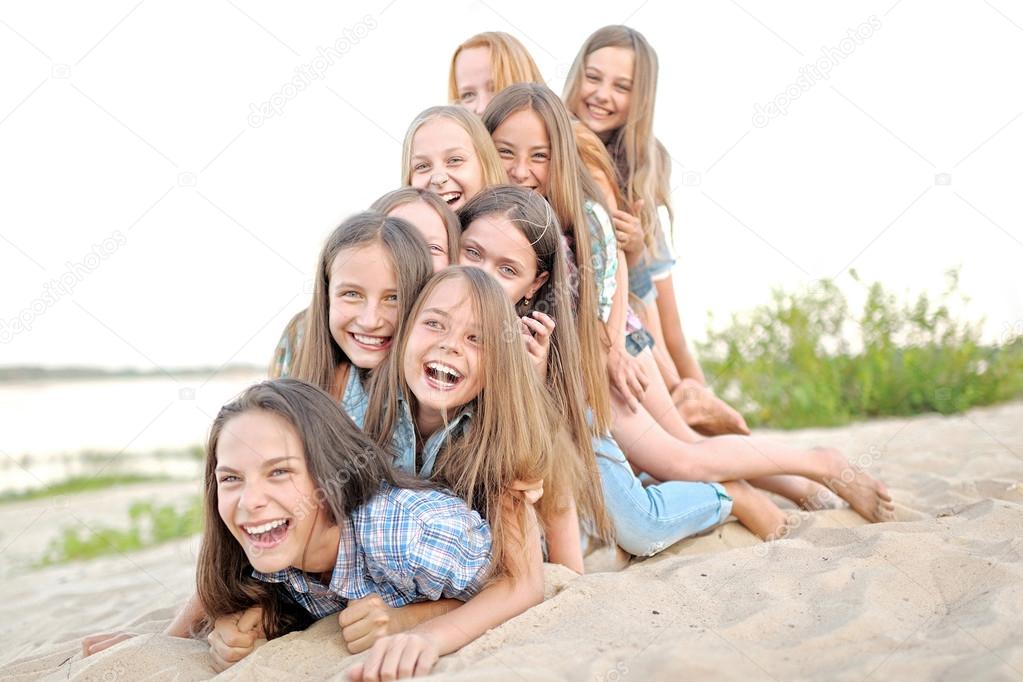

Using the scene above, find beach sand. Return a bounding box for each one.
[2,402,1021,680]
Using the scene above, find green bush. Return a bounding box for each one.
[37,497,203,566]
[699,270,1023,429]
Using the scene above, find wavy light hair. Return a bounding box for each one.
[363,267,553,578]
[564,25,660,249]
[482,83,612,433]
[447,31,545,104]
[289,212,433,398]
[400,106,507,190]
[458,186,613,542]
[370,187,461,266]
[196,378,431,639]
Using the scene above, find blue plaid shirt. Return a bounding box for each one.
[252,483,492,618]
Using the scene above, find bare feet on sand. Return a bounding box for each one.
[814,447,896,522]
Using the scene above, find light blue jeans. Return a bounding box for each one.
[595,433,733,556]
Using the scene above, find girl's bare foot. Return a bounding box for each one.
[815,447,896,522]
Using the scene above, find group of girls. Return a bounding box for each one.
[82,26,895,681]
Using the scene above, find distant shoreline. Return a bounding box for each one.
[0,364,264,383]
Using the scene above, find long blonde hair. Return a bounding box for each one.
[400,106,507,189]
[482,83,612,433]
[363,267,553,578]
[459,186,613,542]
[370,187,461,265]
[564,25,660,249]
[290,212,433,398]
[448,31,545,104]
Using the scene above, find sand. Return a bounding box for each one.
[2,402,1021,681]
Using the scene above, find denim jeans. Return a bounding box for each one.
[594,434,733,556]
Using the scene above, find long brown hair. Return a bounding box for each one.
[363,267,553,578]
[564,25,660,249]
[448,31,544,104]
[196,378,432,639]
[370,187,461,266]
[482,83,612,432]
[290,211,433,397]
[458,186,613,542]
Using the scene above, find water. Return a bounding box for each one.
[0,372,264,494]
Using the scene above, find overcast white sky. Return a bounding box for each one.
[1,0,1020,371]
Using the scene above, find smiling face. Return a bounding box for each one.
[409,118,485,212]
[215,410,338,574]
[454,46,494,116]
[402,278,483,422]
[387,201,449,271]
[574,46,634,139]
[328,242,398,369]
[460,213,548,304]
[491,108,551,196]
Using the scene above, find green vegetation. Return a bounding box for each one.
[699,270,1023,429]
[0,473,172,504]
[37,497,203,566]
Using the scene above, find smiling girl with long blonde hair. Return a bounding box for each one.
[400,105,507,213]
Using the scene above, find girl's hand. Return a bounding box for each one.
[340,595,404,654]
[81,632,137,657]
[208,606,266,672]
[508,478,544,505]
[520,311,555,381]
[346,632,441,681]
[607,344,649,412]
[612,200,645,258]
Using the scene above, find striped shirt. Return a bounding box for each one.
[252,483,492,618]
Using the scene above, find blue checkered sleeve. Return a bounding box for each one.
[356,487,493,606]
[404,496,493,601]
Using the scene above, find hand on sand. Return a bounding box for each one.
[340,595,407,654]
[672,378,750,436]
[346,632,441,681]
[81,632,137,657]
[816,447,896,522]
[208,606,266,672]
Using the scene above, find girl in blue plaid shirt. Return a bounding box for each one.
[349,266,553,680]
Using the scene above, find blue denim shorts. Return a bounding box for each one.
[593,434,733,557]
[625,328,654,357]
[628,257,657,307]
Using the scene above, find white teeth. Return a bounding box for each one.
[353,333,387,347]
[440,191,461,204]
[427,361,462,382]
[243,519,287,535]
[587,102,612,117]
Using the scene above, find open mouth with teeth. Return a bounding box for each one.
[439,191,462,206]
[350,332,392,352]
[423,360,464,390]
[585,101,614,120]
[241,518,291,549]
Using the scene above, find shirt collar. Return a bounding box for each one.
[251,516,367,600]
